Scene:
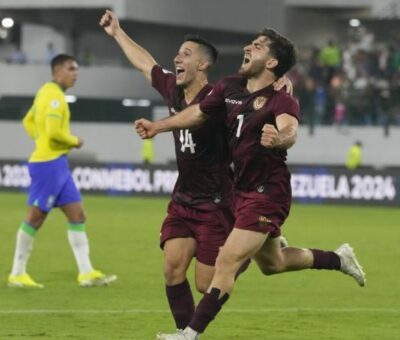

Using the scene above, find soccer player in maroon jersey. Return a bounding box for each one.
[100,10,290,331]
[135,29,366,340]
[100,10,229,330]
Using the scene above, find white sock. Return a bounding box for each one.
[11,223,36,276]
[183,327,199,339]
[67,227,94,275]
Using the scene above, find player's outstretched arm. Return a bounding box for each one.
[134,104,208,139]
[261,113,298,149]
[100,9,157,82]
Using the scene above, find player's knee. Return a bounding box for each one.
[77,210,86,223]
[215,249,244,272]
[70,210,86,224]
[26,219,44,229]
[26,209,47,228]
[259,260,285,276]
[163,260,186,284]
[195,279,209,294]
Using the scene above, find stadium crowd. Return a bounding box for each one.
[290,27,400,128]
[2,26,400,128]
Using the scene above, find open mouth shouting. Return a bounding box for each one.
[175,66,186,81]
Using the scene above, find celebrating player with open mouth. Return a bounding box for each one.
[134,28,366,340]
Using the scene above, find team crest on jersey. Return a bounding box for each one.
[258,215,272,227]
[50,99,60,109]
[253,96,267,110]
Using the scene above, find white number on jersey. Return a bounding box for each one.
[179,129,197,154]
[236,114,244,137]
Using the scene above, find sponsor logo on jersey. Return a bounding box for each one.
[225,98,243,105]
[253,96,267,110]
[258,215,272,227]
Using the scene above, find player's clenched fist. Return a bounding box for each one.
[99,9,120,37]
[261,124,280,148]
[134,119,157,139]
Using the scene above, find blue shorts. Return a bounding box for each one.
[28,155,81,212]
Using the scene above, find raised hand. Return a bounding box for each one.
[261,124,280,148]
[99,9,120,37]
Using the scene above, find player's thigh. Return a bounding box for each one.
[163,237,196,272]
[218,228,267,268]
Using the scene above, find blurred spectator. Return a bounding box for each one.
[81,48,96,66]
[9,47,27,64]
[313,83,327,125]
[334,102,346,127]
[142,139,154,164]
[346,141,363,169]
[46,42,57,64]
[319,39,341,84]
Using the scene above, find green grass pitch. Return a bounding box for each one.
[0,192,399,339]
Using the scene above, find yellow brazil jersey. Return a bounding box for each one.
[22,81,79,162]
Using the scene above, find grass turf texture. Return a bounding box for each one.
[0,192,399,339]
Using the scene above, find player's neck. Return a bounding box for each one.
[183,79,208,104]
[52,79,67,92]
[246,73,275,93]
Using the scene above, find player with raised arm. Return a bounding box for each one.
[135,29,366,340]
[100,10,291,330]
[8,54,117,288]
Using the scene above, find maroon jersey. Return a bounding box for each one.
[151,65,233,208]
[199,75,300,198]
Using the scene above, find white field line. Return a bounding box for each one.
[0,308,399,314]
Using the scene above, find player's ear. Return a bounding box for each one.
[266,57,278,71]
[198,58,210,72]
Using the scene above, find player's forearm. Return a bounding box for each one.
[113,28,157,81]
[276,124,297,149]
[46,119,79,147]
[49,130,79,147]
[154,104,207,133]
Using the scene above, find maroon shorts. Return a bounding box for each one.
[233,190,291,237]
[160,200,234,266]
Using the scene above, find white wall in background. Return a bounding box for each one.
[21,23,66,64]
[1,122,399,167]
[0,62,159,100]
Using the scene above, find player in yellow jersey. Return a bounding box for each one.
[8,54,117,288]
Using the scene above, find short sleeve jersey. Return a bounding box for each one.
[25,82,78,162]
[151,65,233,207]
[199,76,300,195]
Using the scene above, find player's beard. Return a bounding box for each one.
[238,59,265,78]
